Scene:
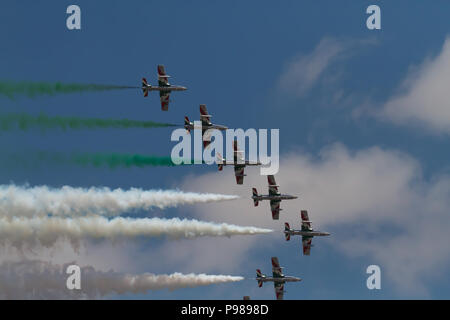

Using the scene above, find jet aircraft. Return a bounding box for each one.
[256,257,301,300]
[184,104,228,148]
[252,175,298,219]
[284,210,330,255]
[142,65,187,111]
[216,140,261,185]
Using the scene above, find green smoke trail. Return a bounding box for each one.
[0,113,177,131]
[0,81,137,99]
[72,153,179,168]
[1,152,202,169]
[33,152,196,168]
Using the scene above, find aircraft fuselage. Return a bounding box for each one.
[184,123,228,131]
[144,85,187,92]
[206,124,228,131]
[252,194,298,201]
[285,229,330,237]
[220,160,262,166]
[256,276,301,283]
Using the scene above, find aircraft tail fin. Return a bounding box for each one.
[217,152,224,171]
[256,269,264,287]
[284,223,291,241]
[184,116,190,133]
[252,188,259,206]
[142,78,149,97]
[256,269,262,277]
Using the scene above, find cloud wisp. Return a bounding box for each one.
[381,37,450,134]
[277,37,347,98]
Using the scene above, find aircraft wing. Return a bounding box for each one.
[271,257,282,275]
[301,210,312,230]
[274,282,284,300]
[268,175,279,195]
[302,236,312,256]
[202,128,212,148]
[233,140,244,162]
[234,165,245,185]
[272,257,285,300]
[160,91,170,111]
[200,104,212,126]
[270,200,280,220]
[157,65,170,86]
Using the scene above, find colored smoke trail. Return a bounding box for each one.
[72,153,178,168]
[0,113,177,131]
[0,260,244,299]
[0,81,137,99]
[0,216,273,249]
[0,184,239,218]
[2,152,185,169]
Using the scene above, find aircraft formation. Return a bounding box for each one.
[141,65,331,300]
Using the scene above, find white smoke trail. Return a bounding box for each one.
[0,260,244,299]
[0,216,273,249]
[0,184,239,218]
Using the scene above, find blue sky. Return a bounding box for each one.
[1,1,450,299]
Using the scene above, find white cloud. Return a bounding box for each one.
[278,38,346,97]
[277,37,377,110]
[172,144,450,295]
[381,37,450,134]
